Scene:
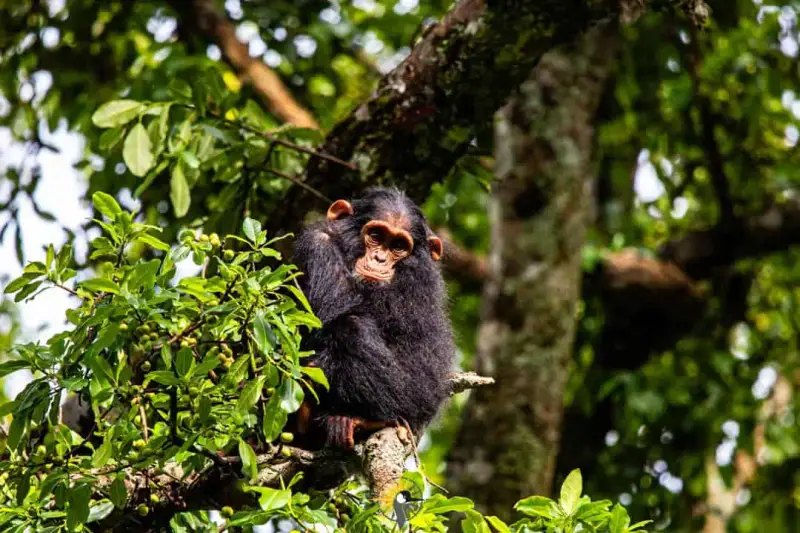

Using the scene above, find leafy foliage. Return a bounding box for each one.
[0,193,645,531]
[2,0,800,531]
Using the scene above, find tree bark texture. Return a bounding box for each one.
[445,26,619,517]
[269,0,708,236]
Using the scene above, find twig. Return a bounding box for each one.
[446,372,494,396]
[263,167,331,203]
[54,283,79,297]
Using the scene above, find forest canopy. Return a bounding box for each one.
[1,0,800,532]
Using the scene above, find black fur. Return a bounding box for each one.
[293,187,455,446]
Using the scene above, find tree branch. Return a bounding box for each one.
[266,0,708,236]
[443,197,800,344]
[167,0,319,129]
[83,372,492,529]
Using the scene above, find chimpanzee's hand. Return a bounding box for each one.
[323,415,395,450]
[324,415,357,450]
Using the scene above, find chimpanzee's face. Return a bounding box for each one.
[326,195,442,284]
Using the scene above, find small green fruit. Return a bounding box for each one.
[120,323,129,332]
[140,361,151,372]
[137,504,149,516]
[199,234,210,242]
[281,447,292,458]
[280,432,294,443]
[221,506,234,518]
[133,439,146,449]
[224,250,235,261]
[150,493,160,504]
[209,233,221,247]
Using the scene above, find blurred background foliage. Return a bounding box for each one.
[2,0,800,531]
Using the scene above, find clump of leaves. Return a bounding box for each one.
[0,191,327,530]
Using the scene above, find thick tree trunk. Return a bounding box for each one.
[445,25,618,516]
[267,0,708,236]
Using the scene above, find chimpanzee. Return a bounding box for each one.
[292,186,455,450]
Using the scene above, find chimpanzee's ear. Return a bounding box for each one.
[428,235,443,262]
[327,200,353,220]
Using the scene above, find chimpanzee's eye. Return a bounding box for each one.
[367,227,383,242]
[390,238,409,253]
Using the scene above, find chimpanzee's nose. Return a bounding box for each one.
[373,250,388,263]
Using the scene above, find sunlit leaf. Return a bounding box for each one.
[170,162,191,218]
[123,122,154,177]
[92,100,144,128]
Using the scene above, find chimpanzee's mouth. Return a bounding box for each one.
[354,257,394,283]
[354,270,392,283]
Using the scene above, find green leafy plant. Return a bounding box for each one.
[0,195,647,531]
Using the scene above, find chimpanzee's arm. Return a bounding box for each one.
[294,221,361,323]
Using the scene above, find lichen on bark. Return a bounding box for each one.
[445,24,619,517]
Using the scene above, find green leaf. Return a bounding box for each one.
[278,379,304,413]
[461,510,491,533]
[179,150,200,169]
[160,344,173,368]
[146,370,180,387]
[149,103,171,153]
[46,243,55,269]
[242,100,272,131]
[253,487,291,512]
[609,504,629,533]
[168,79,192,101]
[85,353,117,386]
[252,310,276,356]
[170,162,191,218]
[575,500,612,523]
[175,347,194,378]
[262,394,288,442]
[630,519,653,531]
[286,284,314,314]
[39,472,67,501]
[110,476,127,508]
[192,353,221,378]
[485,516,510,533]
[123,122,154,177]
[56,243,72,273]
[16,471,31,505]
[14,280,42,302]
[67,482,91,531]
[422,495,474,514]
[237,376,266,414]
[136,232,170,252]
[0,360,29,378]
[91,191,123,220]
[92,437,113,468]
[301,366,329,390]
[3,274,35,295]
[515,495,555,518]
[92,99,144,128]
[99,126,127,150]
[559,469,582,515]
[87,500,115,523]
[242,217,261,243]
[81,278,120,295]
[238,439,258,481]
